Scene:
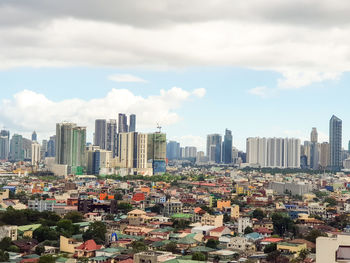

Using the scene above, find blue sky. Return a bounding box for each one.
[0,66,347,151]
[1,0,350,151]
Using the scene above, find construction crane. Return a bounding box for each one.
[156,123,162,133]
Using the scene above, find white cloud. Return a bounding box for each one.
[108,73,147,83]
[0,87,204,139]
[0,2,349,89]
[192,88,206,98]
[172,135,206,152]
[248,86,272,98]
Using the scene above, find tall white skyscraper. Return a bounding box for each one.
[31,142,41,166]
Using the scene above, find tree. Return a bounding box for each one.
[172,219,190,230]
[223,213,231,223]
[305,229,327,243]
[38,255,55,263]
[266,250,281,263]
[33,226,59,242]
[35,245,45,256]
[206,238,219,249]
[56,219,79,238]
[82,221,107,244]
[114,192,123,200]
[131,240,147,253]
[252,209,265,220]
[271,213,296,237]
[264,243,277,254]
[0,237,12,250]
[0,250,9,262]
[298,249,309,261]
[150,204,163,214]
[164,242,177,253]
[7,245,20,253]
[244,226,254,235]
[325,197,337,207]
[118,202,133,213]
[64,211,84,223]
[192,252,206,261]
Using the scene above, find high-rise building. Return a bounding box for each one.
[206,134,222,163]
[22,138,32,160]
[55,122,86,172]
[94,119,106,149]
[0,130,10,160]
[184,146,197,158]
[31,142,41,165]
[118,113,128,133]
[31,131,37,142]
[117,132,138,169]
[310,128,318,143]
[310,142,320,170]
[137,133,148,169]
[222,129,233,164]
[47,136,56,157]
[10,134,23,162]
[86,146,112,175]
[329,115,342,171]
[41,139,48,159]
[166,141,180,160]
[247,137,300,168]
[147,132,166,174]
[106,119,117,157]
[129,114,136,132]
[320,142,330,169]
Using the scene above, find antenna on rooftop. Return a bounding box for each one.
[157,123,162,133]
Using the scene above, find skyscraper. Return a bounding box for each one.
[94,119,106,149]
[310,127,318,143]
[31,142,41,165]
[10,134,23,162]
[329,115,342,171]
[206,134,222,164]
[47,136,56,157]
[55,122,86,171]
[118,113,128,133]
[166,141,180,160]
[147,132,167,174]
[31,131,37,142]
[222,129,233,164]
[0,130,10,160]
[129,114,136,132]
[106,119,117,157]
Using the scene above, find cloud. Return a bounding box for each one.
[192,88,206,98]
[171,135,206,152]
[0,87,204,139]
[108,73,147,83]
[0,1,349,88]
[248,86,272,98]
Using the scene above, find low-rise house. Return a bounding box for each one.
[200,213,223,227]
[60,236,82,254]
[209,226,231,238]
[75,239,103,258]
[277,242,307,254]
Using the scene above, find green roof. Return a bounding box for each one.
[176,235,198,245]
[56,257,69,262]
[97,247,124,253]
[171,213,192,219]
[278,242,302,247]
[73,222,91,227]
[151,227,174,233]
[190,246,216,252]
[18,224,41,232]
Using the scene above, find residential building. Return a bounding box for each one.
[10,134,23,162]
[163,200,183,217]
[329,115,342,171]
[238,217,252,234]
[201,213,223,227]
[0,130,10,160]
[129,114,136,132]
[207,134,222,164]
[166,141,180,160]
[316,235,350,263]
[31,142,41,165]
[28,199,54,212]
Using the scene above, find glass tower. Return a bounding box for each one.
[329,115,342,171]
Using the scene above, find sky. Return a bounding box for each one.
[0,0,350,151]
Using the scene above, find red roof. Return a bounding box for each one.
[210,226,226,233]
[261,237,283,243]
[118,259,133,263]
[254,227,273,234]
[76,239,102,251]
[132,193,145,202]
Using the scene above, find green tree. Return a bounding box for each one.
[150,204,163,214]
[264,243,277,254]
[244,226,254,235]
[7,245,20,253]
[271,213,296,237]
[118,202,133,213]
[325,197,337,207]
[266,250,281,263]
[0,237,12,250]
[192,252,206,261]
[164,242,177,253]
[82,221,106,244]
[131,240,147,252]
[56,219,78,238]
[0,250,9,262]
[172,219,190,230]
[35,245,45,255]
[206,238,219,249]
[33,226,59,242]
[38,255,55,263]
[64,211,84,223]
[114,192,123,200]
[305,229,327,243]
[223,213,231,223]
[252,209,265,220]
[298,249,309,261]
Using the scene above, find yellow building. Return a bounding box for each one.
[217,200,231,210]
[277,242,307,254]
[201,213,223,227]
[231,205,240,219]
[127,209,148,225]
[60,235,82,254]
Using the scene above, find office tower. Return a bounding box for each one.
[31,142,41,165]
[222,129,233,164]
[47,136,56,157]
[329,115,342,171]
[206,134,222,163]
[86,146,112,175]
[106,119,117,157]
[94,119,106,149]
[0,130,10,160]
[310,128,318,143]
[10,134,23,162]
[180,147,185,159]
[31,131,37,142]
[41,139,48,159]
[118,113,128,133]
[137,133,148,169]
[184,146,197,158]
[247,137,300,168]
[147,132,167,174]
[232,147,239,164]
[166,141,180,160]
[129,114,136,132]
[56,122,86,170]
[310,142,320,170]
[22,138,32,161]
[320,142,330,168]
[117,132,138,168]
